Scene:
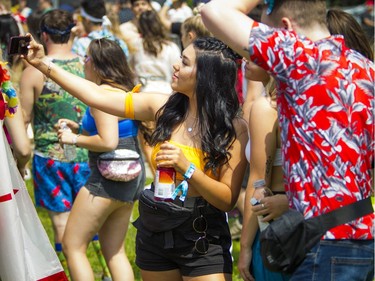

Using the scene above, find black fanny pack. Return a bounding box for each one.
[138,188,193,233]
[260,197,373,274]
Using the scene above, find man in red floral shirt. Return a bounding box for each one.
[202,0,374,280]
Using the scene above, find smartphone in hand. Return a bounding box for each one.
[8,36,31,56]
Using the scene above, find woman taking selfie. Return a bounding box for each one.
[24,35,248,281]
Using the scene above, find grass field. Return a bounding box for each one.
[26,178,243,281]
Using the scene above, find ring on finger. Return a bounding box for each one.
[261,203,265,208]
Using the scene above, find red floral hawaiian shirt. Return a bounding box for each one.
[249,22,374,240]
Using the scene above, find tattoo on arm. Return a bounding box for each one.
[265,155,272,178]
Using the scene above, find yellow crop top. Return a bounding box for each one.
[151,140,218,181]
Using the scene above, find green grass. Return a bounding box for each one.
[26,179,242,281]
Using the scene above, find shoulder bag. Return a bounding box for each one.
[260,197,373,274]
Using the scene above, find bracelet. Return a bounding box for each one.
[72,134,80,145]
[46,61,52,78]
[253,179,266,188]
[171,163,196,202]
[183,163,196,180]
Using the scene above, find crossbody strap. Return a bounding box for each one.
[311,197,373,232]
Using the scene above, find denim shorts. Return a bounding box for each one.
[290,239,374,281]
[134,194,233,277]
[33,154,90,212]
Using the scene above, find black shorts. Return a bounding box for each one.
[134,196,233,277]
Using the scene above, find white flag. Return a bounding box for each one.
[0,120,68,281]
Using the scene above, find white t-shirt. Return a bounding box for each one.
[167,5,193,23]
[130,38,181,94]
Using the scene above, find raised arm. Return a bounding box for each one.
[201,0,261,59]
[23,35,168,120]
[159,0,172,31]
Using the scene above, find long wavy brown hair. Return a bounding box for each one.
[138,10,170,57]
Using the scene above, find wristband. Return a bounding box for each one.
[253,179,266,188]
[72,134,80,145]
[46,61,52,78]
[171,163,196,202]
[183,163,196,180]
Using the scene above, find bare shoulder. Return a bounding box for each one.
[22,64,43,78]
[250,96,277,122]
[20,64,44,87]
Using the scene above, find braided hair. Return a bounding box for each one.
[150,37,241,175]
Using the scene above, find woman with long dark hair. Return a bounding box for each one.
[25,35,248,281]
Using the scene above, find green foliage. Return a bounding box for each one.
[26,178,242,281]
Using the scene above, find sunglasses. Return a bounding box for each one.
[193,215,209,255]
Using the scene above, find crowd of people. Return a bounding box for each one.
[0,0,374,281]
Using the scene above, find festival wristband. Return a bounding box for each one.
[183,163,196,180]
[171,163,196,202]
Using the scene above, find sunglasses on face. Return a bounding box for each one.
[193,215,209,255]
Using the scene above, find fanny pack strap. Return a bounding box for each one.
[309,197,373,233]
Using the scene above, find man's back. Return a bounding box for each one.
[248,21,374,240]
[32,57,87,162]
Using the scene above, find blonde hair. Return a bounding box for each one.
[181,15,212,39]
[0,0,11,12]
[105,6,137,54]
